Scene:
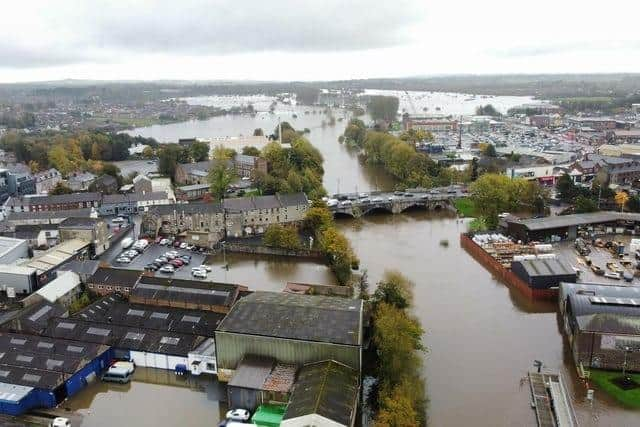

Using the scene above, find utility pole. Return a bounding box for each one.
[278,117,282,145]
[457,116,463,150]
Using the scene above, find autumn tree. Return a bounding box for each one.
[49,182,73,195]
[615,191,629,212]
[263,224,302,250]
[242,146,261,157]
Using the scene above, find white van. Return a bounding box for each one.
[121,237,134,249]
[102,366,132,384]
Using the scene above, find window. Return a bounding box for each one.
[37,341,54,349]
[87,327,110,337]
[150,312,169,320]
[127,309,145,317]
[206,362,216,371]
[124,332,145,341]
[181,315,200,323]
[57,322,76,330]
[22,373,41,383]
[46,359,64,369]
[16,355,33,363]
[67,345,84,353]
[160,336,180,345]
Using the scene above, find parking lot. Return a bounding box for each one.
[107,242,213,280]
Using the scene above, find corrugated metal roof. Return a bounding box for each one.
[515,258,575,277]
[0,381,33,403]
[509,211,640,231]
[35,271,81,303]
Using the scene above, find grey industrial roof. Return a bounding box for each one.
[283,360,359,425]
[44,317,205,357]
[102,191,168,205]
[217,291,362,346]
[177,184,210,192]
[147,202,224,216]
[562,282,640,334]
[58,217,101,229]
[0,332,106,361]
[4,301,66,335]
[87,267,141,288]
[509,211,640,231]
[133,276,239,307]
[6,192,101,207]
[513,258,575,277]
[0,236,26,259]
[6,208,92,222]
[0,382,33,403]
[228,355,275,390]
[0,364,64,390]
[57,260,100,276]
[223,193,308,212]
[76,294,224,337]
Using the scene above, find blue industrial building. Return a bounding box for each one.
[0,332,113,415]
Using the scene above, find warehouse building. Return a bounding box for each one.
[560,282,640,372]
[0,300,67,335]
[27,271,82,308]
[281,360,360,427]
[215,292,363,381]
[131,276,246,313]
[0,332,113,415]
[4,208,93,228]
[0,265,38,295]
[44,317,207,373]
[0,236,29,264]
[19,238,92,289]
[511,258,577,290]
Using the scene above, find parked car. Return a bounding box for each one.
[170,259,184,266]
[159,238,169,246]
[179,257,190,265]
[111,217,126,224]
[49,417,71,427]
[180,242,188,249]
[144,264,158,271]
[198,265,212,272]
[192,269,207,278]
[165,253,176,260]
[116,256,131,263]
[159,265,175,273]
[226,409,251,422]
[173,241,182,248]
[429,189,440,194]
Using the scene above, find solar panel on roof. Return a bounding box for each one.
[181,315,200,323]
[28,305,52,322]
[10,338,26,345]
[160,336,180,345]
[127,309,145,317]
[67,345,83,353]
[150,312,169,320]
[124,332,145,341]
[22,374,41,383]
[16,355,33,363]
[37,342,54,349]
[57,322,76,330]
[87,327,111,337]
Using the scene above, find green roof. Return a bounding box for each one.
[282,360,359,425]
[252,404,286,427]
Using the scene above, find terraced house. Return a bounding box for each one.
[142,192,309,246]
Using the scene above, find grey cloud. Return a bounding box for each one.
[1,0,425,68]
[490,41,640,58]
[0,41,92,68]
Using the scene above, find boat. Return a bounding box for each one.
[591,265,605,276]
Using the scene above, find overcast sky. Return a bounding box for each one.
[1,0,639,83]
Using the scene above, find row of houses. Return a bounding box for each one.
[3,190,172,216]
[142,192,309,247]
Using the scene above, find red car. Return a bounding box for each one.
[170,259,184,267]
[173,241,182,248]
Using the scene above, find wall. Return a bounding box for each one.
[575,331,640,372]
[65,347,113,397]
[129,351,188,371]
[224,242,324,260]
[0,239,29,264]
[215,331,361,373]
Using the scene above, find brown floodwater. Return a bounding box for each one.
[102,100,640,426]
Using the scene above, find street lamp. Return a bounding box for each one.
[622,346,631,379]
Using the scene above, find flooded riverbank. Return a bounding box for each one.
[116,94,640,426]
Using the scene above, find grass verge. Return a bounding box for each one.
[590,369,640,408]
[454,197,476,217]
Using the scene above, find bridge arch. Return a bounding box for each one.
[362,205,394,216]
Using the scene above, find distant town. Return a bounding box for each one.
[0,75,640,426]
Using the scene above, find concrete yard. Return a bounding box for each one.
[555,235,640,286]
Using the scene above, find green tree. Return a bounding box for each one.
[575,195,598,213]
[263,224,302,250]
[373,270,415,310]
[142,146,155,159]
[303,206,333,234]
[475,104,501,117]
[556,173,578,202]
[158,145,181,178]
[482,143,497,157]
[367,96,399,122]
[343,118,367,147]
[242,146,261,157]
[49,182,73,195]
[208,161,235,201]
[189,141,210,162]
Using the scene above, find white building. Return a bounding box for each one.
[32,271,82,307]
[0,236,29,264]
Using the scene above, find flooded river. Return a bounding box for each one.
[105,95,640,426]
